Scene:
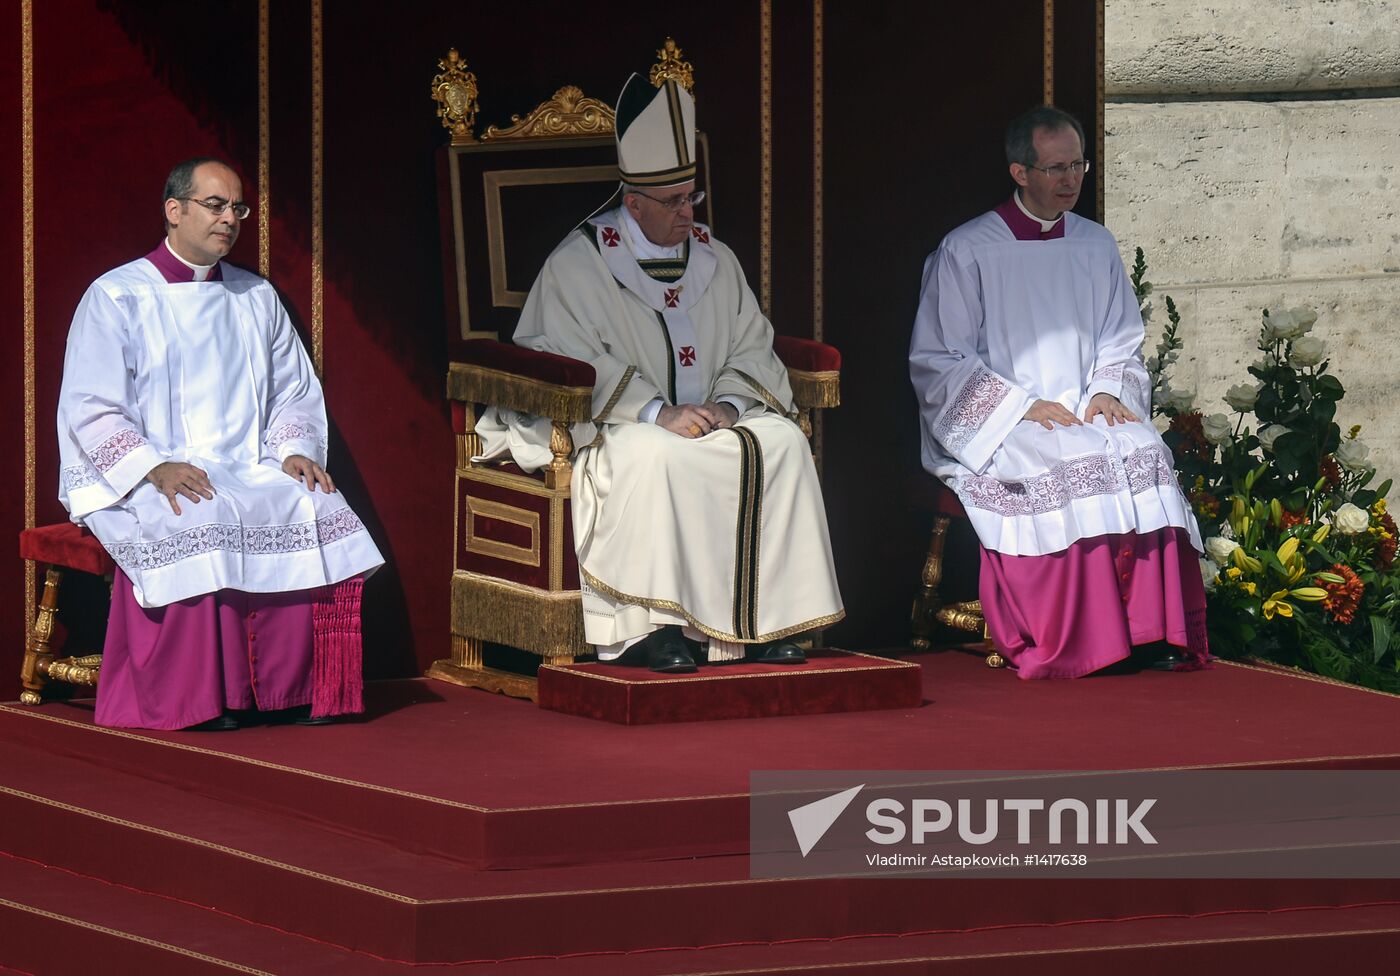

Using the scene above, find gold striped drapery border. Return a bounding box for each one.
[257,0,270,278]
[1042,0,1055,104]
[1095,0,1105,222]
[311,0,324,375]
[759,0,773,316]
[21,0,36,644]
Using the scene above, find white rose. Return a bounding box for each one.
[1332,502,1370,535]
[1204,536,1241,567]
[1289,336,1326,367]
[1202,413,1234,445]
[1264,309,1301,340]
[1162,383,1195,412]
[1223,383,1261,412]
[1289,306,1318,331]
[1335,439,1372,473]
[1256,424,1289,451]
[1199,558,1218,591]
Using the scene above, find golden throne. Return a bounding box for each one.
[425,41,842,699]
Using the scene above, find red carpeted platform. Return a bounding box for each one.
[3,651,1400,972]
[537,649,922,724]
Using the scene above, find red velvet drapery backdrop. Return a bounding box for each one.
[2,1,1100,699]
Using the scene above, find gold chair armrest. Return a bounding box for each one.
[787,368,840,411]
[447,362,594,423]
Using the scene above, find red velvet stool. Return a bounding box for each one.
[18,522,115,704]
[908,476,1004,667]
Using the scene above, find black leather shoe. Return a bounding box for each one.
[648,637,698,674]
[1147,652,1186,672]
[755,641,806,665]
[186,713,239,732]
[285,705,337,726]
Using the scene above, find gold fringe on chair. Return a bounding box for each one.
[451,571,588,657]
[787,369,841,410]
[447,363,594,423]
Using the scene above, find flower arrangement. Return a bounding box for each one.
[1133,249,1399,691]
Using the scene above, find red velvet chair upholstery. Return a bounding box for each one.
[18,523,115,704]
[425,43,842,699]
[908,476,1004,667]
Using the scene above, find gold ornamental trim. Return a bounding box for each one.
[311,0,324,375]
[649,37,695,91]
[447,361,594,423]
[759,3,772,315]
[481,85,614,142]
[459,463,568,500]
[22,0,36,641]
[465,496,541,567]
[786,368,840,410]
[432,48,481,144]
[257,0,270,278]
[451,571,587,656]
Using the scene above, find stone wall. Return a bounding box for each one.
[1104,0,1400,481]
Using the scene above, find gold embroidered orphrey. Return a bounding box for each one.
[432,48,480,145]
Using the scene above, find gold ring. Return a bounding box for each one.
[688,424,702,436]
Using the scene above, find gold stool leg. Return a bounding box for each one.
[910,515,950,651]
[20,567,63,705]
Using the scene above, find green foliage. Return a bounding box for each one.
[1137,249,1400,693]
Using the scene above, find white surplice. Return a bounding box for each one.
[478,209,844,653]
[58,256,384,608]
[909,206,1202,557]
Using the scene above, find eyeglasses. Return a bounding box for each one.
[628,189,705,212]
[1023,159,1091,179]
[178,196,252,220]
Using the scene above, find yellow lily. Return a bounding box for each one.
[1262,590,1295,620]
[1289,587,1328,602]
[1312,523,1331,544]
[1231,547,1264,574]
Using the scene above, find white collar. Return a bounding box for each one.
[164,238,217,281]
[618,206,682,261]
[1014,191,1062,233]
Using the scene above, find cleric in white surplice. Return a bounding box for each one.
[478,75,843,673]
[909,106,1208,678]
[57,158,384,730]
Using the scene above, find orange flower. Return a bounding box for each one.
[1279,508,1308,529]
[1318,563,1364,625]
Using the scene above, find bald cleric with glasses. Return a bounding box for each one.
[56,157,384,731]
[909,106,1210,680]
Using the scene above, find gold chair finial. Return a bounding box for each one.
[649,37,694,92]
[432,48,480,145]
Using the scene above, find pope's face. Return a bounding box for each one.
[165,163,244,266]
[624,181,696,248]
[1011,125,1084,221]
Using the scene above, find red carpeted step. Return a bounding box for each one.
[6,849,1400,974]
[537,649,923,724]
[6,735,1400,966]
[8,655,1400,876]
